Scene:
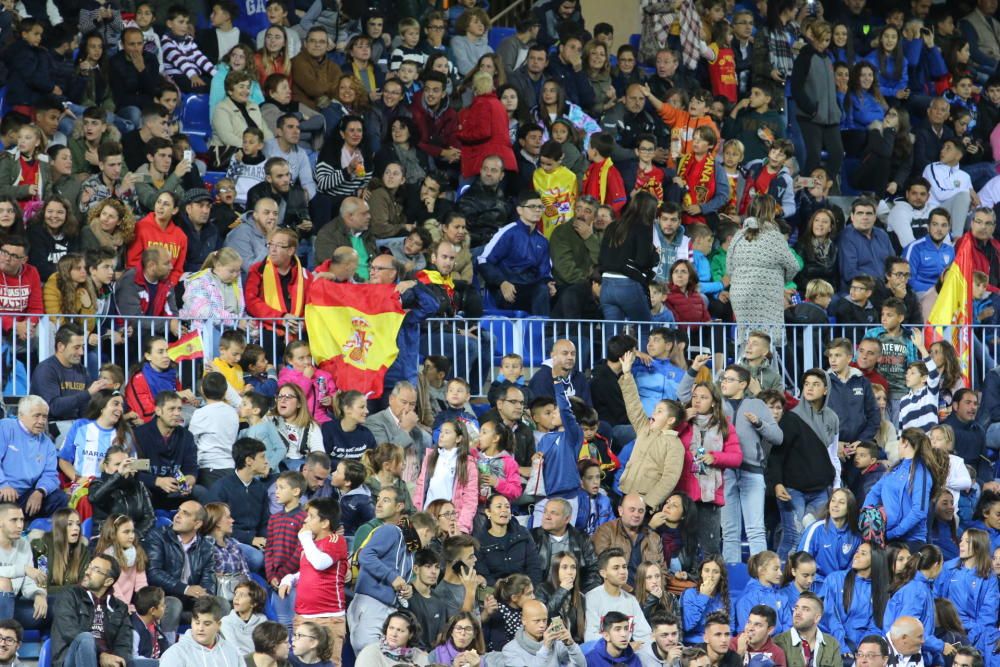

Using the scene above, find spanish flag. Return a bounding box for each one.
[926,234,974,385]
[305,282,405,398]
[167,331,205,362]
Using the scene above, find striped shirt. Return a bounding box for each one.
[898,357,941,432]
[161,31,215,80]
[265,506,304,583]
[58,420,123,479]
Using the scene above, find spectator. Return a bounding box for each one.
[211,70,274,152]
[209,44,264,120]
[922,138,976,239]
[25,195,78,283]
[4,20,59,109]
[29,323,103,422]
[161,6,215,92]
[0,620,24,666]
[0,396,67,517]
[458,71,518,185]
[584,547,651,643]
[244,226,310,348]
[57,388,134,485]
[838,197,894,291]
[116,247,184,340]
[509,45,549,111]
[791,21,844,184]
[825,338,881,450]
[502,597,586,665]
[196,0,254,64]
[456,156,513,248]
[0,503,48,629]
[871,257,923,326]
[962,207,1000,290]
[158,596,241,666]
[50,553,132,667]
[219,579,268,656]
[246,157,312,239]
[410,72,460,172]
[905,209,955,296]
[773,592,843,667]
[120,104,170,173]
[88,446,156,539]
[886,178,934,249]
[313,198,378,275]
[291,27,342,124]
[450,8,492,77]
[223,197,277,278]
[528,339,592,408]
[531,498,601,593]
[593,493,666,587]
[133,137,188,215]
[945,389,991,482]
[264,116,318,200]
[597,191,659,323]
[132,391,200,509]
[206,438,270,573]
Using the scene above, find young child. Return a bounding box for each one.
[629,134,666,204]
[122,2,163,64]
[99,363,139,423]
[207,329,247,408]
[709,221,737,287]
[576,404,620,482]
[898,333,939,431]
[550,118,588,182]
[389,18,426,71]
[421,355,450,420]
[431,377,480,439]
[227,128,268,207]
[534,140,578,237]
[265,470,306,629]
[189,372,240,487]
[732,550,790,633]
[395,60,423,104]
[833,275,879,333]
[863,297,920,418]
[331,460,374,537]
[575,459,614,536]
[688,224,724,302]
[241,343,278,398]
[648,281,676,323]
[487,353,532,408]
[362,443,415,513]
[707,20,737,103]
[719,145,745,220]
[220,579,268,656]
[154,84,182,136]
[210,177,243,233]
[277,497,349,662]
[844,441,886,502]
[414,420,479,532]
[160,6,216,92]
[239,392,284,473]
[724,84,784,163]
[278,341,336,424]
[582,132,627,215]
[617,350,686,512]
[642,85,720,167]
[529,386,585,526]
[788,279,835,324]
[130,586,171,661]
[739,138,796,217]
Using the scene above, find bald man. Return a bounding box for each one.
[527,339,593,406]
[592,493,665,587]
[224,195,279,278]
[313,196,377,278]
[887,618,925,667]
[501,599,586,666]
[314,246,360,283]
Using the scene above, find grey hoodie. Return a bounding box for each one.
[501,628,587,667]
[677,371,783,472]
[791,383,843,484]
[159,629,242,667]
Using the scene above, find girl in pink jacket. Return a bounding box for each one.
[277,340,336,424]
[95,514,149,613]
[675,380,742,558]
[415,420,479,533]
[474,417,522,506]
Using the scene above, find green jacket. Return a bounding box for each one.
[774,629,842,667]
[709,247,727,283]
[549,221,600,287]
[133,164,185,214]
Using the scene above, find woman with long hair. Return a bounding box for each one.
[681,555,730,643]
[0,196,24,234]
[887,542,913,578]
[315,114,373,216]
[366,161,411,239]
[934,598,969,648]
[884,545,951,663]
[126,190,184,284]
[482,574,534,651]
[26,194,79,282]
[969,488,1000,550]
[841,62,888,155]
[535,551,586,643]
[498,84,531,145]
[355,609,428,666]
[373,117,429,187]
[664,259,710,330]
[583,40,617,117]
[658,492,700,578]
[210,44,265,116]
[431,612,486,664]
[81,197,135,271]
[30,508,89,598]
[928,488,960,561]
[290,621,334,666]
[474,493,542,586]
[94,514,149,611]
[362,443,414,513]
[457,53,507,107]
[88,445,156,538]
[820,541,891,654]
[597,190,660,323]
[530,79,601,150]
[269,382,325,470]
[46,144,83,206]
[850,106,913,196]
[254,26,290,87]
[201,501,251,601]
[863,25,910,101]
[794,208,840,291]
[124,336,193,423]
[930,341,964,411]
[676,381,742,559]
[798,487,862,585]
[457,70,517,183]
[935,528,998,651]
[865,427,948,543]
[43,253,93,326]
[780,551,818,609]
[425,499,460,550]
[320,390,375,465]
[59,388,134,482]
[928,424,973,509]
[830,22,856,64]
[635,561,678,621]
[414,420,478,533]
[726,193,800,345]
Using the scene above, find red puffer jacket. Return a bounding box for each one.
[664,282,710,328]
[457,92,518,179]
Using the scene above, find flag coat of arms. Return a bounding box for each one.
[305,282,406,398]
[167,331,205,362]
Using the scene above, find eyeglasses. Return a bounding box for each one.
[428,24,446,30]
[217,187,234,194]
[849,285,871,292]
[439,511,457,518]
[293,632,317,640]
[720,376,743,383]
[974,218,997,227]
[86,564,109,577]
[890,271,911,278]
[453,625,476,634]
[276,394,297,401]
[855,653,885,660]
[0,637,17,646]
[502,398,524,405]
[267,242,294,250]
[0,249,26,261]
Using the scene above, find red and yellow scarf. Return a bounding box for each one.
[262,256,305,317]
[677,153,715,223]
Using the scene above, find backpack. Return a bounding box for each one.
[349,524,382,582]
[858,505,886,547]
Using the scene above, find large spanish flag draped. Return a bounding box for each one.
[926,234,974,385]
[305,282,405,398]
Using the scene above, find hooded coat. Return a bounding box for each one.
[158,629,242,667]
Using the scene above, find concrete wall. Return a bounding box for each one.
[581,0,641,43]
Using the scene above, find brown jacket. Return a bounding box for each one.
[425,220,473,282]
[591,519,664,568]
[291,52,343,109]
[617,371,685,509]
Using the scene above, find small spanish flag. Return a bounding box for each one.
[167,331,205,362]
[305,282,405,398]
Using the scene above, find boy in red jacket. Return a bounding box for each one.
[582,133,627,215]
[277,497,348,667]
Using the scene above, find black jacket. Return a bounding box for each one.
[455,179,513,248]
[589,362,629,427]
[3,39,55,107]
[108,50,161,111]
[206,472,270,544]
[536,581,585,643]
[912,124,955,179]
[870,280,923,326]
[474,520,544,585]
[545,58,596,111]
[51,586,131,667]
[246,180,312,235]
[88,470,156,538]
[530,525,601,593]
[130,612,170,659]
[195,27,254,65]
[766,410,836,494]
[179,213,223,273]
[141,525,217,599]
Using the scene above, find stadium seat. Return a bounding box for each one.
[629,34,640,51]
[479,316,519,363]
[38,638,51,667]
[28,518,51,533]
[81,517,93,538]
[249,573,278,621]
[156,515,173,529]
[0,87,8,119]
[182,94,211,152]
[488,27,516,52]
[521,316,551,367]
[203,171,226,189]
[727,562,750,598]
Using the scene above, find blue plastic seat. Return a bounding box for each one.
[479,316,519,363]
[521,316,551,367]
[28,518,51,533]
[488,27,516,51]
[248,573,278,621]
[727,562,750,598]
[156,515,173,529]
[203,171,226,189]
[81,517,93,538]
[182,94,211,150]
[38,638,51,667]
[0,86,8,119]
[629,33,641,50]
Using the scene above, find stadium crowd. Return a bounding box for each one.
[4,0,1000,665]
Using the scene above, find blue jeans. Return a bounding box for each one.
[600,276,651,323]
[272,583,297,635]
[63,632,98,667]
[778,488,830,559]
[965,161,998,191]
[0,594,46,629]
[721,468,767,563]
[237,541,265,573]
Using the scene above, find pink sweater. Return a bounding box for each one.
[414,449,479,533]
[675,418,743,506]
[278,366,336,424]
[104,547,148,612]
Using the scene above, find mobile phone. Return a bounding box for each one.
[476,585,495,603]
[132,459,151,471]
[183,149,193,163]
[452,561,470,576]
[549,617,565,634]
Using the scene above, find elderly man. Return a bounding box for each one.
[0,396,67,517]
[245,227,310,356]
[314,246,360,283]
[601,83,670,164]
[961,207,1000,290]
[592,493,665,586]
[886,619,925,667]
[456,155,513,248]
[530,498,601,593]
[550,194,601,292]
[366,382,427,484]
[246,157,312,238]
[224,196,279,279]
[528,339,593,406]
[314,196,378,278]
[30,323,109,422]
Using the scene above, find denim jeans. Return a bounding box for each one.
[273,583,297,635]
[778,488,830,559]
[0,594,46,629]
[237,541,265,573]
[721,468,767,564]
[63,632,99,667]
[600,276,652,324]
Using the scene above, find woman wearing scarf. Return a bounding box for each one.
[81,198,136,272]
[260,73,325,151]
[432,612,487,664]
[210,69,274,154]
[673,125,730,226]
[355,610,429,666]
[123,336,197,423]
[675,379,743,561]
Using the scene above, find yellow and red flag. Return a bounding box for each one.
[305,282,405,398]
[167,331,205,362]
[926,234,974,385]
